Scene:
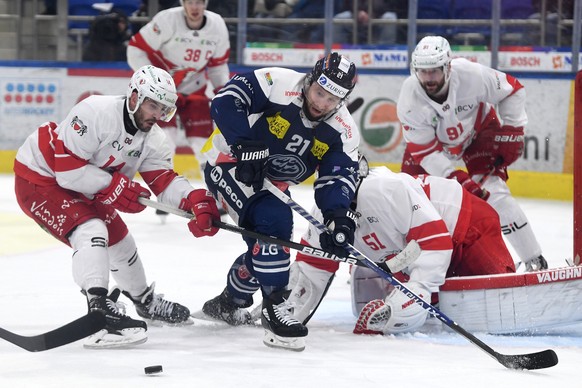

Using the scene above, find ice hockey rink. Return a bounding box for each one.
[0,173,579,387]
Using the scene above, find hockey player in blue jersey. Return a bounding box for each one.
[200,53,359,351]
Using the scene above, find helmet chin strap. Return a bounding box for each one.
[126,96,140,129]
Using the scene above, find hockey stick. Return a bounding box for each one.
[0,311,106,352]
[137,198,420,273]
[347,97,364,114]
[476,156,504,185]
[262,180,558,370]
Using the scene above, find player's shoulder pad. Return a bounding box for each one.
[362,167,412,201]
[325,105,359,141]
[252,67,304,101]
[451,57,484,77]
[154,6,181,21]
[204,9,228,28]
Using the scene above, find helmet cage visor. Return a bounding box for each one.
[139,97,177,122]
[134,87,177,122]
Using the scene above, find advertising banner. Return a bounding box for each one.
[0,66,573,174]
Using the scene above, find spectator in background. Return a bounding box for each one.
[529,0,574,46]
[333,0,408,45]
[258,0,297,18]
[132,0,180,34]
[41,0,56,15]
[206,0,255,60]
[207,0,255,17]
[83,9,131,62]
[281,0,331,43]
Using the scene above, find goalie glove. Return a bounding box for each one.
[320,208,357,258]
[95,171,150,213]
[231,140,270,192]
[353,282,430,335]
[179,189,220,237]
[448,170,490,200]
[492,125,524,167]
[287,261,335,325]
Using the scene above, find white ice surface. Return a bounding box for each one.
[0,174,579,388]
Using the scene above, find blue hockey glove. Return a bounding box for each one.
[232,140,269,192]
[320,208,357,258]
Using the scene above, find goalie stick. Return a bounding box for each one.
[0,311,106,352]
[137,197,420,273]
[262,180,558,371]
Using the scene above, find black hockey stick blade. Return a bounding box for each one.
[0,311,107,352]
[450,320,559,370]
[347,97,364,114]
[495,349,558,370]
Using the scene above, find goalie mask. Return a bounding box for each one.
[126,65,178,126]
[410,36,452,97]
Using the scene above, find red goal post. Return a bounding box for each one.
[575,71,582,265]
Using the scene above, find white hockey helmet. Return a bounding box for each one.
[126,65,178,123]
[410,36,452,84]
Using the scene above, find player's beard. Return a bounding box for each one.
[134,110,156,132]
[303,94,336,122]
[421,77,446,97]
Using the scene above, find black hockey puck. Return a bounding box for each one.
[144,365,163,375]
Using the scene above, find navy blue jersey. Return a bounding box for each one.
[203,67,360,214]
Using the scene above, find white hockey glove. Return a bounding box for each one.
[287,261,335,324]
[353,282,430,335]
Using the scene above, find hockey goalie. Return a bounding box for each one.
[287,165,582,335]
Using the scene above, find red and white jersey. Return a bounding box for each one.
[127,8,230,95]
[303,166,472,292]
[14,95,194,208]
[397,58,526,176]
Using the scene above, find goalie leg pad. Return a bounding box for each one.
[287,261,334,324]
[382,283,430,334]
[350,265,392,317]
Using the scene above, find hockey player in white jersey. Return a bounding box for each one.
[127,0,230,166]
[397,36,547,272]
[286,164,516,335]
[13,65,220,348]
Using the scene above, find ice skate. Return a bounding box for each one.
[123,282,192,326]
[261,290,308,351]
[84,287,148,349]
[197,288,254,326]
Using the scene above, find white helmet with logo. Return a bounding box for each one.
[126,65,178,123]
[410,36,452,83]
